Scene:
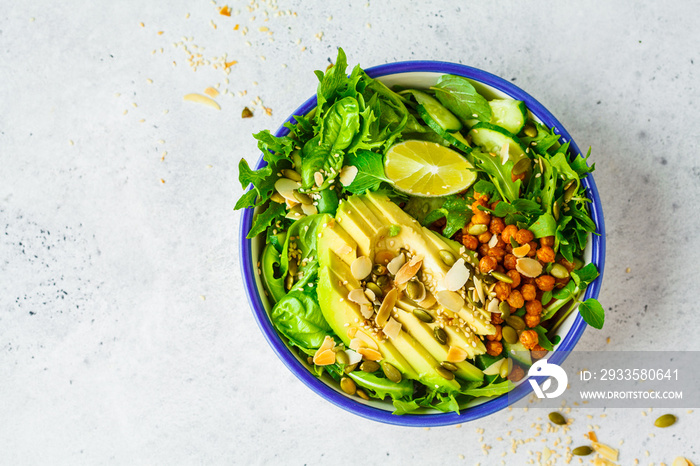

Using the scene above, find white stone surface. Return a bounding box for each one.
[1,0,699,464]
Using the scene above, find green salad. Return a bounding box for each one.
[236,48,603,414]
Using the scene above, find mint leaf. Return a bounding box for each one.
[533,325,555,351]
[432,75,492,123]
[571,263,599,287]
[579,298,605,329]
[552,280,576,300]
[529,213,557,238]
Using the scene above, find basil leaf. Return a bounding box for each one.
[578,298,605,329]
[432,75,492,123]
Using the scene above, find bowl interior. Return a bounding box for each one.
[240,63,606,426]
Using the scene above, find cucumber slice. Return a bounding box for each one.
[489,99,527,134]
[410,90,462,132]
[468,122,526,162]
[415,103,471,152]
[502,340,532,367]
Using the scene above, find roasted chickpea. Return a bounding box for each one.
[490,200,500,210]
[495,237,507,249]
[471,198,488,214]
[554,276,571,288]
[508,364,525,382]
[521,276,536,286]
[487,247,506,263]
[478,243,490,257]
[559,258,576,272]
[472,210,491,225]
[506,269,521,288]
[526,241,538,257]
[540,236,555,248]
[485,340,503,356]
[537,246,556,263]
[521,284,537,301]
[524,313,541,328]
[461,233,479,250]
[491,312,504,325]
[478,231,492,243]
[519,329,539,350]
[514,228,535,245]
[531,344,548,361]
[494,264,505,274]
[501,225,518,244]
[525,300,543,316]
[503,254,518,270]
[479,256,498,274]
[494,281,512,301]
[489,217,506,235]
[506,289,525,310]
[486,324,502,341]
[473,191,489,203]
[505,243,513,254]
[535,275,556,292]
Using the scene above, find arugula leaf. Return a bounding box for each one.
[247,201,286,239]
[392,399,421,415]
[431,75,492,123]
[578,298,605,329]
[471,150,522,203]
[270,289,331,349]
[472,179,501,202]
[343,149,391,194]
[529,213,557,238]
[423,195,471,237]
[550,150,580,194]
[234,188,259,210]
[570,147,596,177]
[520,122,561,155]
[460,380,514,397]
[253,130,295,165]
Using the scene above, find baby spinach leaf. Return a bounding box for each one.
[321,96,360,153]
[343,149,391,194]
[300,136,332,189]
[316,47,349,114]
[432,75,492,123]
[270,289,331,349]
[578,298,605,329]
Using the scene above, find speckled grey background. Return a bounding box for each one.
[1,0,698,464]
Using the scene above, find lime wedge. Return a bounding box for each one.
[384,140,477,197]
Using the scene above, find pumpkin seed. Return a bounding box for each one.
[436,366,455,380]
[376,275,390,289]
[439,249,456,267]
[564,182,577,203]
[335,350,349,366]
[512,157,531,176]
[572,446,592,456]
[523,123,537,138]
[293,191,312,205]
[466,292,483,310]
[365,282,383,298]
[382,362,402,383]
[406,280,424,300]
[550,263,570,279]
[467,224,488,236]
[344,363,358,374]
[491,271,513,284]
[360,361,380,373]
[440,361,458,372]
[288,258,298,276]
[285,274,294,290]
[548,412,567,425]
[553,200,560,220]
[499,358,513,378]
[505,315,526,331]
[372,263,388,275]
[356,389,369,400]
[654,414,677,428]
[340,377,356,395]
[498,301,511,318]
[481,274,496,286]
[433,327,448,345]
[502,326,518,344]
[413,308,434,323]
[281,168,302,182]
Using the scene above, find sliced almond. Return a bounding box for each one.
[444,258,470,291]
[383,317,402,340]
[346,327,358,339]
[338,165,359,187]
[418,292,437,309]
[351,256,372,280]
[488,233,499,248]
[387,252,405,275]
[355,329,379,350]
[673,457,693,466]
[301,203,318,216]
[275,177,301,202]
[394,256,423,285]
[473,275,485,304]
[349,338,365,352]
[348,288,370,305]
[345,349,363,365]
[359,303,374,319]
[318,335,335,353]
[375,288,398,327]
[591,442,619,462]
[435,290,465,312]
[364,288,376,303]
[487,298,500,315]
[512,242,531,258]
[183,93,221,110]
[312,348,335,366]
[516,257,543,278]
[446,346,468,363]
[499,142,510,165]
[313,171,324,187]
[357,347,382,361]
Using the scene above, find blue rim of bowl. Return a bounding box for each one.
[239,60,606,427]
